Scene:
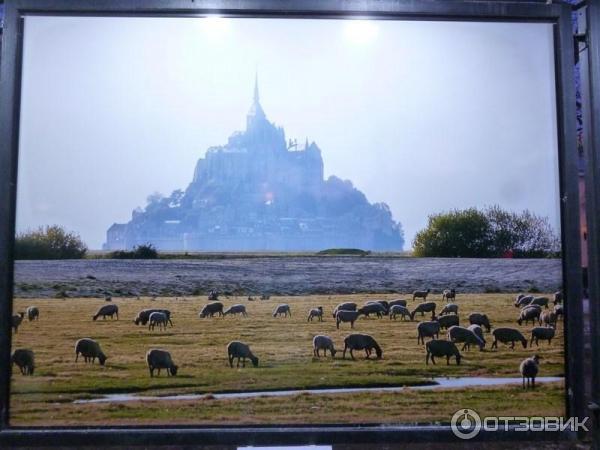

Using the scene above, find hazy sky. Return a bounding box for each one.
[17,16,560,250]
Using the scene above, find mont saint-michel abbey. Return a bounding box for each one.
[105,80,405,252]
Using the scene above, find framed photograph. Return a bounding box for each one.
[0,0,585,446]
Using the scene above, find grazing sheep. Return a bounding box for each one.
[539,310,557,328]
[26,306,39,322]
[149,311,169,331]
[223,304,248,317]
[12,313,25,333]
[343,333,382,360]
[366,300,389,313]
[468,324,486,347]
[515,295,534,308]
[517,305,542,326]
[491,328,527,349]
[199,302,224,318]
[332,302,357,318]
[75,338,107,365]
[554,304,564,319]
[227,341,259,367]
[417,321,441,344]
[208,290,219,301]
[313,335,336,357]
[389,305,411,321]
[530,296,549,309]
[388,299,408,308]
[553,291,563,305]
[11,349,34,375]
[134,309,173,326]
[104,295,112,302]
[93,304,119,321]
[530,327,555,346]
[359,302,387,318]
[273,304,291,317]
[468,313,491,332]
[442,289,456,302]
[247,296,255,301]
[438,314,459,330]
[260,294,270,301]
[520,355,540,389]
[412,289,431,301]
[307,306,324,322]
[439,303,458,316]
[336,310,361,329]
[425,339,461,365]
[410,302,436,320]
[447,325,485,351]
[146,349,178,377]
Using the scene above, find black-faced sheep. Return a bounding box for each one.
[146,349,178,377]
[530,327,555,346]
[447,325,485,351]
[439,303,458,316]
[227,341,259,367]
[389,305,411,321]
[515,295,534,308]
[491,328,527,349]
[332,302,357,318]
[388,299,408,308]
[410,302,436,320]
[93,304,119,321]
[313,335,336,357]
[75,338,107,365]
[425,339,461,365]
[530,297,549,309]
[468,313,491,332]
[553,291,563,305]
[517,305,542,326]
[417,321,440,345]
[26,306,39,321]
[273,304,291,317]
[336,310,361,329]
[539,310,557,328]
[199,302,224,318]
[307,306,323,322]
[413,289,431,301]
[343,334,382,360]
[11,349,34,375]
[134,309,173,326]
[149,311,169,331]
[12,313,25,333]
[223,304,248,317]
[520,355,540,389]
[359,302,386,318]
[442,289,456,302]
[438,314,459,330]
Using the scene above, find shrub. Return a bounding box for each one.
[15,225,87,259]
[413,206,560,258]
[109,244,158,259]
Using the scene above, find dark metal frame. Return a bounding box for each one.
[0,0,585,446]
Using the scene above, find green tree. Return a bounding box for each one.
[15,225,87,259]
[413,208,493,257]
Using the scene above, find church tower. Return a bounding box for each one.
[246,74,267,130]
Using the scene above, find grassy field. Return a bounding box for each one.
[10,293,565,426]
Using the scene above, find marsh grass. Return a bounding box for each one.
[10,293,564,425]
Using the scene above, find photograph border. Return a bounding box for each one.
[0,0,585,445]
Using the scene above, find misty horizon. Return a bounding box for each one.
[16,16,560,250]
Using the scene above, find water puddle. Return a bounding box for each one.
[73,376,563,404]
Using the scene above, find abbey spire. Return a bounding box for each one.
[247,73,266,129]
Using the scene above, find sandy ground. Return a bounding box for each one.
[13,256,562,298]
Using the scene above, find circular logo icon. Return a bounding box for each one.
[451,408,482,440]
